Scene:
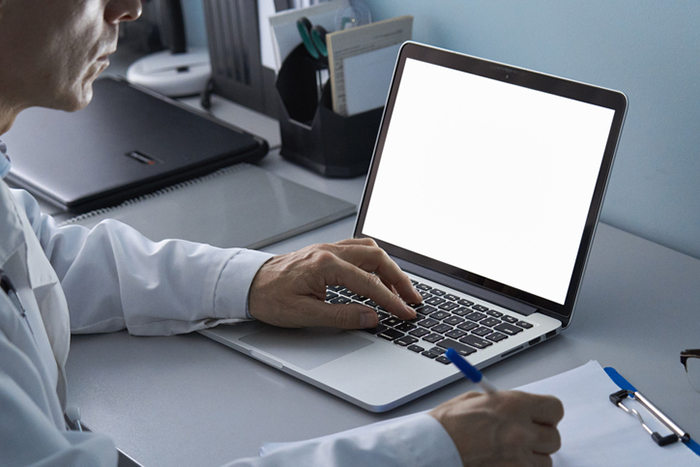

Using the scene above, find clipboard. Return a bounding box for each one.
[605,367,700,455]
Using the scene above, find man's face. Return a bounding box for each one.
[0,0,141,113]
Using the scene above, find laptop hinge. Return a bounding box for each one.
[394,257,538,316]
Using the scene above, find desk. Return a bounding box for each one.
[65,107,700,467]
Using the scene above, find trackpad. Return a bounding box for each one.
[240,327,373,371]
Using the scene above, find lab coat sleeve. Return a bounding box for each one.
[221,412,462,467]
[12,189,273,335]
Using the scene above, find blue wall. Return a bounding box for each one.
[184,1,700,258]
[365,1,700,259]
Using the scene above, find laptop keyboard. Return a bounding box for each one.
[326,280,534,365]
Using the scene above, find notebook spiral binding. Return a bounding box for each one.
[59,163,251,227]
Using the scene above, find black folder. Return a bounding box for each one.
[3,77,268,213]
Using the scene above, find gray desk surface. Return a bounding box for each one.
[65,108,700,467]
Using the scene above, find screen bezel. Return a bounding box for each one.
[353,41,627,323]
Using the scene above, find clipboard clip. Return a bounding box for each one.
[609,389,689,446]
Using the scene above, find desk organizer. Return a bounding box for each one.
[276,45,383,178]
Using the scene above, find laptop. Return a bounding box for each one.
[3,77,268,213]
[200,41,628,412]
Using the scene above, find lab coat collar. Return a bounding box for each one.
[0,181,57,290]
[0,179,25,271]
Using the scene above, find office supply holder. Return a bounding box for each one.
[276,44,383,178]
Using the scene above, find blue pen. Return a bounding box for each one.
[445,348,498,394]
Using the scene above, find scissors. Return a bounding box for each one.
[296,16,328,61]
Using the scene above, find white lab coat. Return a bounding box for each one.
[0,178,461,467]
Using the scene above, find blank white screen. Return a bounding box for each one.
[362,59,615,305]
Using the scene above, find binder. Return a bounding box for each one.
[60,163,356,250]
[4,77,269,213]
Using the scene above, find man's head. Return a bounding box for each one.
[0,0,142,133]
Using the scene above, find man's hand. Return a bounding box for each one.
[248,238,422,329]
[429,391,564,467]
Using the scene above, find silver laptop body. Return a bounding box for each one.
[201,41,627,412]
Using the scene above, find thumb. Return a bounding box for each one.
[298,301,380,329]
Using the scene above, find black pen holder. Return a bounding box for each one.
[276,44,383,178]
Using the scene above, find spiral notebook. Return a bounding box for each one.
[60,163,356,249]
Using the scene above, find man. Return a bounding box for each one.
[0,0,564,466]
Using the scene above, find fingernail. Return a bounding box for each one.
[405,304,417,317]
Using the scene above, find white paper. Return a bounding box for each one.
[326,15,412,116]
[343,44,401,116]
[269,0,345,71]
[519,361,698,466]
[258,0,278,70]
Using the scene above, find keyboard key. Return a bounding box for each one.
[472,304,489,312]
[363,324,388,335]
[417,318,439,328]
[516,321,533,329]
[480,317,501,327]
[444,294,460,301]
[382,317,402,327]
[494,323,523,335]
[416,283,432,291]
[486,310,503,318]
[419,290,432,299]
[421,350,441,359]
[438,301,460,312]
[465,311,487,322]
[457,299,474,307]
[452,306,471,316]
[445,329,468,339]
[415,304,437,316]
[472,327,492,337]
[327,285,344,292]
[431,288,446,296]
[376,311,390,321]
[435,355,452,364]
[338,289,355,297]
[443,316,464,326]
[326,291,338,301]
[422,333,444,343]
[429,311,450,320]
[501,315,519,324]
[459,335,492,349]
[329,296,351,304]
[395,336,419,346]
[486,332,508,342]
[365,299,378,308]
[435,338,476,356]
[457,321,478,332]
[378,329,404,341]
[408,344,425,353]
[425,296,446,306]
[395,322,417,332]
[409,327,430,338]
[432,324,452,334]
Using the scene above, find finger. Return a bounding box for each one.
[530,452,554,467]
[330,260,417,320]
[528,394,565,426]
[531,424,562,455]
[289,298,379,329]
[328,243,422,304]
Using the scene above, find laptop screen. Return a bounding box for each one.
[356,43,627,319]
